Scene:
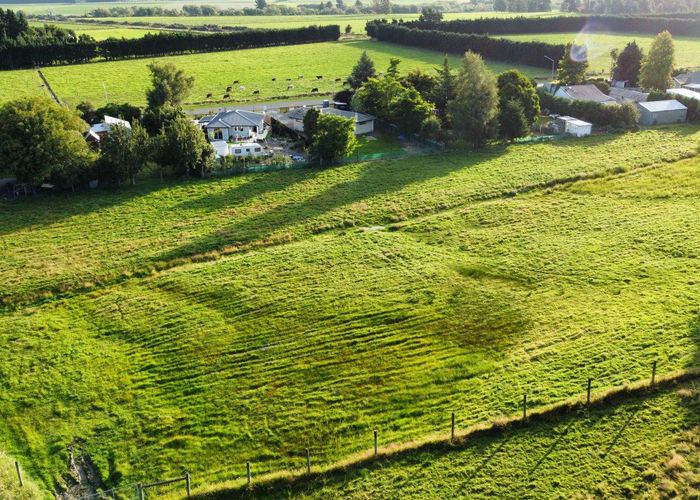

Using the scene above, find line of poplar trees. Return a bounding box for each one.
[0,25,340,70]
[367,23,565,69]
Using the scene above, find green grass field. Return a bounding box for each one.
[0,69,50,103]
[502,31,700,73]
[197,379,700,498]
[29,21,162,40]
[6,40,543,108]
[1,127,699,495]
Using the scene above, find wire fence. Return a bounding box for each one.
[12,361,694,500]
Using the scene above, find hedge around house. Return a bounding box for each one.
[537,88,640,128]
[0,25,340,69]
[367,22,564,69]
[403,15,700,37]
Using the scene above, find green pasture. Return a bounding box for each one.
[29,21,162,40]
[24,40,544,108]
[502,31,700,73]
[200,380,700,498]
[0,69,50,104]
[1,129,699,494]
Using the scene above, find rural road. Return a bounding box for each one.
[185,97,334,116]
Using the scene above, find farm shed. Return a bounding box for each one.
[683,83,700,93]
[276,106,375,136]
[636,100,687,125]
[554,116,592,137]
[552,84,616,105]
[666,88,700,102]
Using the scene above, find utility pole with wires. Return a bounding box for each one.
[544,56,556,81]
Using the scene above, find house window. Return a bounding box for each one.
[213,128,223,140]
[235,149,242,154]
[245,148,250,153]
[254,148,261,152]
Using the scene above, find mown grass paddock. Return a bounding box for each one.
[23,40,540,108]
[0,127,699,494]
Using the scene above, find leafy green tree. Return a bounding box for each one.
[499,99,529,141]
[448,51,498,149]
[418,7,443,22]
[98,122,151,185]
[557,43,588,85]
[612,41,643,86]
[420,114,442,140]
[348,51,376,89]
[309,114,357,164]
[303,107,320,139]
[372,0,391,14]
[141,104,186,136]
[345,24,352,34]
[640,31,674,91]
[352,76,404,119]
[0,96,95,188]
[255,0,267,9]
[402,67,438,101]
[388,88,434,133]
[386,57,401,79]
[497,69,540,124]
[432,55,455,125]
[156,116,214,178]
[146,62,195,109]
[77,101,99,124]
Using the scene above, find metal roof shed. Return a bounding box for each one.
[637,100,688,125]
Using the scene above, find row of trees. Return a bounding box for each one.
[366,22,565,69]
[0,23,340,69]
[560,0,699,14]
[342,51,544,148]
[405,14,700,37]
[0,63,215,190]
[1,8,94,48]
[493,0,552,12]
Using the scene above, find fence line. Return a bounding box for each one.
[14,364,699,499]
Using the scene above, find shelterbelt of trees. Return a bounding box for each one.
[367,22,564,68]
[0,18,340,69]
[404,15,700,37]
[0,8,93,47]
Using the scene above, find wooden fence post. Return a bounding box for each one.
[306,448,311,474]
[587,378,592,405]
[651,361,657,386]
[185,472,191,497]
[246,462,251,487]
[15,461,23,487]
[522,394,527,420]
[451,412,455,442]
[374,429,378,457]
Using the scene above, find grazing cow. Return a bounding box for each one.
[316,75,323,79]
[298,74,303,79]
[343,80,350,86]
[311,87,318,92]
[224,94,230,99]
[287,85,294,89]
[253,90,260,94]
[334,78,341,82]
[286,78,292,81]
[272,78,276,81]
[206,93,212,98]
[226,86,232,92]
[233,80,239,84]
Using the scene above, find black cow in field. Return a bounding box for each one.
[334,78,341,82]
[311,87,318,92]
[223,94,230,99]
[253,90,260,94]
[286,78,292,81]
[206,93,212,98]
[316,75,323,79]
[233,80,239,84]
[226,86,232,92]
[287,85,294,89]
[272,78,276,81]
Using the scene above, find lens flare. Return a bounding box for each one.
[570,20,607,66]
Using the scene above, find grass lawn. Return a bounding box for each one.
[19,40,544,108]
[353,133,406,157]
[1,129,699,494]
[0,69,50,105]
[502,31,700,73]
[196,379,700,498]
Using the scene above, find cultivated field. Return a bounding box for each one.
[502,31,700,72]
[1,127,699,494]
[5,40,544,107]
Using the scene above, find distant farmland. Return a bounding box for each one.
[23,40,544,107]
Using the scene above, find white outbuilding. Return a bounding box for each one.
[555,115,592,137]
[230,142,266,158]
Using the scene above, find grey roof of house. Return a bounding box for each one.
[283,106,375,124]
[560,84,615,103]
[206,109,264,129]
[675,71,700,85]
[608,87,649,103]
[637,100,687,112]
[684,83,700,91]
[667,88,700,101]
